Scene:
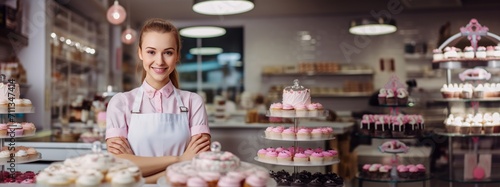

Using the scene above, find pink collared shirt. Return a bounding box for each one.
[105,81,210,139]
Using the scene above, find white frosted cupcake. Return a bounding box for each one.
[76,173,103,187]
[264,127,273,138]
[476,46,487,58]
[111,170,136,187]
[463,46,475,59]
[15,150,29,162]
[433,49,444,61]
[0,150,10,162]
[47,175,72,187]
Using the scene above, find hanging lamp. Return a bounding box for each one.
[349,17,397,36]
[107,0,127,25]
[193,0,254,15]
[121,0,137,44]
[179,26,226,38]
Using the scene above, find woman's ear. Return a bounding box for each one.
[137,47,143,60]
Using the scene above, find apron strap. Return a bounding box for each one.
[131,87,144,113]
[173,88,188,113]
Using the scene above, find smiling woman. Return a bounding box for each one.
[178,27,244,103]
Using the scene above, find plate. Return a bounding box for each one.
[261,134,335,142]
[157,176,277,187]
[34,177,144,187]
[0,152,42,165]
[378,146,409,154]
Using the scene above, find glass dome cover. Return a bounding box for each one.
[192,141,241,173]
[284,79,308,92]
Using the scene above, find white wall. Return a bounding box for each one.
[172,9,500,111]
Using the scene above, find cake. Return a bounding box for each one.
[494,45,500,57]
[191,142,240,173]
[378,89,387,105]
[379,140,409,153]
[282,79,311,108]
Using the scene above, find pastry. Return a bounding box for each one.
[432,49,444,61]
[476,46,487,58]
[309,152,324,164]
[463,46,475,58]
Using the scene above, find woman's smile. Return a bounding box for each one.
[151,67,167,74]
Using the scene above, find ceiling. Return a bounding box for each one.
[61,0,500,24]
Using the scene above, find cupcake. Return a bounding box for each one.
[378,165,390,179]
[398,166,409,179]
[444,46,458,59]
[304,148,314,156]
[0,150,10,162]
[392,120,405,137]
[296,128,311,140]
[269,103,283,116]
[462,86,473,99]
[322,127,333,138]
[476,46,487,58]
[408,166,419,179]
[244,174,268,187]
[265,151,278,163]
[386,89,396,105]
[432,49,444,61]
[295,104,308,117]
[416,164,426,177]
[361,164,371,178]
[484,122,495,134]
[275,146,285,152]
[277,151,292,164]
[22,123,36,135]
[257,149,267,161]
[187,177,208,187]
[463,46,475,58]
[322,151,334,162]
[281,128,296,140]
[271,127,283,139]
[396,88,408,105]
[470,122,482,134]
[378,89,387,105]
[198,172,221,187]
[281,104,295,117]
[494,45,500,58]
[47,175,72,187]
[20,99,33,112]
[293,152,309,164]
[309,152,324,164]
[487,46,496,58]
[474,84,485,98]
[0,123,7,137]
[75,173,103,187]
[368,165,380,179]
[13,99,23,112]
[311,128,323,140]
[218,176,242,187]
[327,149,339,160]
[264,127,273,138]
[167,173,189,187]
[441,84,453,98]
[306,103,318,116]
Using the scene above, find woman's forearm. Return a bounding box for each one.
[145,171,166,184]
[113,154,179,177]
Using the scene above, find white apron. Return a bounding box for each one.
[127,87,191,157]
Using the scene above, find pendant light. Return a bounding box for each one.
[349,17,397,36]
[193,0,254,15]
[180,26,226,38]
[107,0,127,25]
[121,0,137,45]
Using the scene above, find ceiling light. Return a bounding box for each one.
[349,18,397,35]
[190,47,223,55]
[121,27,137,45]
[180,26,226,38]
[107,0,127,25]
[193,0,254,15]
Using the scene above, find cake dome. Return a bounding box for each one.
[191,141,241,173]
[282,79,311,107]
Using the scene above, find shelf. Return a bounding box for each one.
[355,133,430,140]
[0,132,37,139]
[435,170,500,184]
[0,107,35,114]
[377,103,414,108]
[262,70,374,76]
[254,157,340,167]
[0,28,28,47]
[432,59,500,69]
[357,174,432,183]
[378,146,410,154]
[266,110,329,118]
[54,56,97,69]
[261,135,335,142]
[0,152,41,165]
[434,128,500,137]
[433,98,500,102]
[311,92,372,98]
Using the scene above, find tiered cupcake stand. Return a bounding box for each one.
[431,19,500,187]
[0,100,41,181]
[355,76,431,187]
[254,110,340,176]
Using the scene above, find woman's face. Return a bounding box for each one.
[138,31,178,87]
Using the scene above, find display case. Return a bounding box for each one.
[431,19,500,186]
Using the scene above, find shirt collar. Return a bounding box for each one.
[141,81,174,99]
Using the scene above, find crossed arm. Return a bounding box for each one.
[106,133,211,183]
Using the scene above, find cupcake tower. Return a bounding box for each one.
[441,83,500,99]
[432,45,500,62]
[257,146,339,165]
[359,114,425,138]
[378,75,409,106]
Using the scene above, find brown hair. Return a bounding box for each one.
[137,18,181,88]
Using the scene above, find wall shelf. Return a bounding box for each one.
[0,28,28,47]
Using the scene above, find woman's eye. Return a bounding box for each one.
[147,51,155,55]
[164,51,173,55]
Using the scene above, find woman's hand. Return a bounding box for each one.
[179,134,210,161]
[106,137,134,155]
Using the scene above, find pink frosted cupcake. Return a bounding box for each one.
[198,172,221,187]
[266,147,275,152]
[281,104,295,117]
[271,127,283,139]
[187,177,208,187]
[244,173,268,187]
[281,128,296,140]
[296,128,311,140]
[275,146,285,152]
[311,128,323,140]
[287,146,296,156]
[277,151,292,164]
[293,152,308,164]
[295,104,308,117]
[14,128,24,136]
[264,127,273,138]
[408,166,419,179]
[315,103,324,111]
[321,127,333,138]
[309,152,324,164]
[269,103,283,116]
[361,164,371,178]
[304,148,315,156]
[22,123,36,135]
[265,151,278,163]
[327,149,339,159]
[218,175,243,187]
[257,149,267,160]
[314,147,323,153]
[307,103,318,116]
[322,151,334,162]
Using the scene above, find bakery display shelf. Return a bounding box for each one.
[157,176,278,187]
[432,59,500,69]
[378,104,414,108]
[0,107,35,114]
[261,135,335,142]
[254,157,340,167]
[0,152,41,165]
[433,98,500,102]
[378,146,409,154]
[262,70,374,76]
[356,174,432,183]
[434,128,500,137]
[266,110,329,118]
[435,171,500,184]
[0,133,37,139]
